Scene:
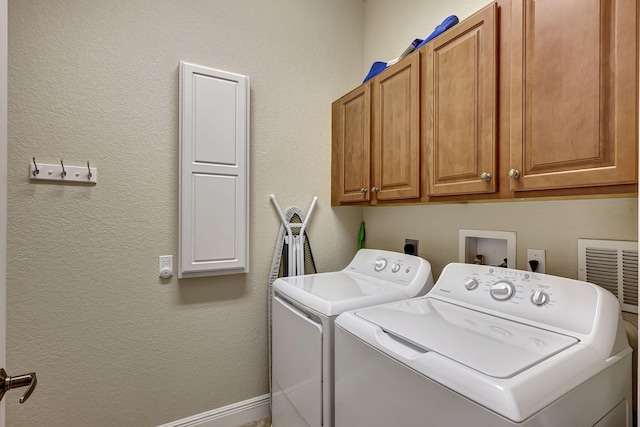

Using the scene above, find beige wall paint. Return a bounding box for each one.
[361,0,638,279]
[363,0,492,76]
[0,0,6,425]
[5,0,637,425]
[363,198,638,280]
[7,1,364,426]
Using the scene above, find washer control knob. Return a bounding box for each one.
[464,278,479,290]
[391,263,401,273]
[490,281,515,300]
[374,258,387,271]
[531,290,549,306]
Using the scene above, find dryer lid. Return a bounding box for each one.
[273,272,406,316]
[354,297,579,378]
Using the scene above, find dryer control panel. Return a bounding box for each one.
[345,249,434,296]
[430,263,601,335]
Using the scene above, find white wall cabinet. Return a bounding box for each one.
[179,62,250,278]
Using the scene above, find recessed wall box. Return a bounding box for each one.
[459,229,516,268]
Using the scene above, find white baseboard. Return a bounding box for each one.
[157,394,270,427]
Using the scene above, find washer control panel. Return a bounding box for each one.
[430,263,599,334]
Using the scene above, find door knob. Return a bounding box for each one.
[479,172,491,182]
[360,188,368,194]
[371,187,379,193]
[0,368,37,403]
[507,169,520,179]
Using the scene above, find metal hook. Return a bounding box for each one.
[32,157,39,176]
[60,158,66,178]
[87,161,92,180]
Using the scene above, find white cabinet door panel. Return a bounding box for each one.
[179,62,249,277]
[193,74,238,165]
[192,173,238,262]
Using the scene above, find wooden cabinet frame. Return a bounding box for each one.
[372,53,421,203]
[424,3,498,197]
[509,0,638,192]
[331,0,638,206]
[331,84,371,205]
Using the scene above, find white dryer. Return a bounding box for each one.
[271,248,434,427]
[334,263,633,427]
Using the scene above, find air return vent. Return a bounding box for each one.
[578,239,638,314]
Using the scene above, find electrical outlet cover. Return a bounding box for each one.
[404,239,419,256]
[527,249,545,273]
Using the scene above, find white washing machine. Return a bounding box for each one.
[271,248,434,427]
[334,263,633,427]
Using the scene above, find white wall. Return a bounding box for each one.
[6,1,364,426]
[361,0,638,280]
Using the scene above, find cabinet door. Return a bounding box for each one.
[509,0,638,191]
[424,3,497,196]
[331,84,371,204]
[372,54,421,202]
[179,62,249,278]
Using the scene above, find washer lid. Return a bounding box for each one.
[273,272,406,316]
[354,297,579,378]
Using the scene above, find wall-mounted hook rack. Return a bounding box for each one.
[29,158,97,184]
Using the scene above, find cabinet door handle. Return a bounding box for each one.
[371,187,379,193]
[507,169,520,179]
[480,172,491,182]
[360,188,368,194]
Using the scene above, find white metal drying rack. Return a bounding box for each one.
[270,195,318,277]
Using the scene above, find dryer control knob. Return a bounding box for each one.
[391,263,401,273]
[490,281,514,300]
[464,278,479,290]
[531,290,549,306]
[374,259,387,271]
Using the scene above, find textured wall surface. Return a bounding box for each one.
[5,0,637,425]
[363,0,492,76]
[7,1,364,426]
[364,198,638,281]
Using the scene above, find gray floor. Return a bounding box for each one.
[240,416,271,427]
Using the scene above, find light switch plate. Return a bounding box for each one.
[159,255,173,278]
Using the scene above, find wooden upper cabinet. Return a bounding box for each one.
[331,83,371,205]
[509,0,638,191]
[424,3,497,196]
[372,53,421,202]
